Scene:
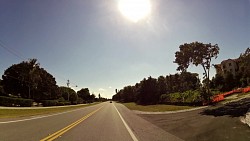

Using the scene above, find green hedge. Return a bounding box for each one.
[160,90,203,106]
[42,100,71,107]
[0,96,33,107]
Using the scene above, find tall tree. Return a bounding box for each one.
[238,47,250,86]
[120,85,136,102]
[59,86,76,101]
[0,79,5,96]
[77,88,91,102]
[157,76,166,95]
[137,77,159,105]
[2,59,59,101]
[174,42,219,100]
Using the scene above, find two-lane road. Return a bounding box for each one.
[0,102,183,141]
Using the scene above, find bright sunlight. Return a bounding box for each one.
[118,0,151,23]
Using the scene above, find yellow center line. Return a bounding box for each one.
[40,106,103,141]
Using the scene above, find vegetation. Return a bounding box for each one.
[123,102,193,112]
[113,72,201,105]
[210,48,250,91]
[174,42,219,100]
[0,45,249,108]
[0,103,99,118]
[113,44,248,106]
[0,96,33,107]
[2,59,59,101]
[59,86,77,104]
[77,88,96,103]
[0,59,104,107]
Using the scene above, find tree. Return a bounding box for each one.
[120,85,136,102]
[59,86,76,101]
[180,72,200,91]
[157,76,166,95]
[224,72,236,91]
[77,88,91,102]
[90,94,96,102]
[137,76,159,105]
[211,74,225,91]
[0,79,6,96]
[69,93,78,104]
[238,47,250,86]
[2,59,60,101]
[112,91,121,101]
[174,42,219,100]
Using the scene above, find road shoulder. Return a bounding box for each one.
[114,103,184,141]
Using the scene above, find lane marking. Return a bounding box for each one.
[40,106,103,141]
[114,104,139,141]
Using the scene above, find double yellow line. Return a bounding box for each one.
[40,106,103,141]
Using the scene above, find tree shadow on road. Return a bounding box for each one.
[201,98,250,117]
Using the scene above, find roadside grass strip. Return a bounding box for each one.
[0,103,100,118]
[40,106,103,141]
[123,102,193,112]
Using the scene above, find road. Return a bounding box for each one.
[0,102,183,141]
[139,106,250,141]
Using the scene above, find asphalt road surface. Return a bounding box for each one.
[0,102,183,141]
[139,107,250,141]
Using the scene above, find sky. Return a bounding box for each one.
[0,0,249,98]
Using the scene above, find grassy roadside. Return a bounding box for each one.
[221,92,250,104]
[122,102,193,112]
[0,102,100,119]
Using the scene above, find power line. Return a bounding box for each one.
[0,39,79,88]
[0,40,26,60]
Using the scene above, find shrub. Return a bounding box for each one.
[42,100,58,107]
[0,96,33,107]
[160,90,203,106]
[42,100,72,107]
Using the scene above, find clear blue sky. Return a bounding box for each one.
[0,0,249,98]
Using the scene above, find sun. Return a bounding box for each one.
[118,0,151,23]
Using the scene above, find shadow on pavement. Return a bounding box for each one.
[201,98,250,117]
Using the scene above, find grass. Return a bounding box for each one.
[221,92,250,104]
[0,102,100,119]
[122,102,193,112]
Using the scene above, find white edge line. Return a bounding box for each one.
[113,104,139,141]
[0,107,86,124]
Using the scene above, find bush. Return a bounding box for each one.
[42,100,58,107]
[0,96,33,107]
[0,86,7,96]
[77,97,84,104]
[160,90,203,106]
[42,100,71,107]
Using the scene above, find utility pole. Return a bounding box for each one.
[67,80,70,101]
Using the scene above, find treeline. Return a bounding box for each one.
[0,59,105,107]
[113,44,250,106]
[112,72,203,105]
[210,47,250,91]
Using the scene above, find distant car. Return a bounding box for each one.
[110,101,112,103]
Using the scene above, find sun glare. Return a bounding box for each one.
[118,0,151,23]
